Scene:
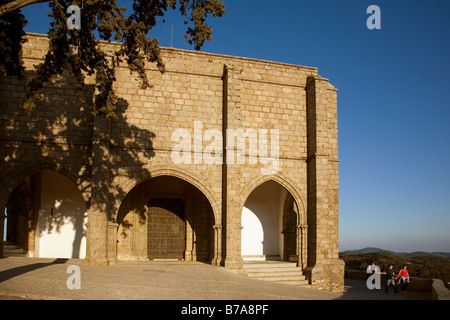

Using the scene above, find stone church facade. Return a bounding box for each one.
[0,33,344,292]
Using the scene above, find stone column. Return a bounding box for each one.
[106,221,119,265]
[212,224,222,266]
[297,224,308,270]
[185,195,194,262]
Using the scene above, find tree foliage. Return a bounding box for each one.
[0,1,27,78]
[0,0,226,117]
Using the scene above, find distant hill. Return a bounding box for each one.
[432,252,450,259]
[395,251,450,259]
[339,249,450,289]
[341,247,392,255]
[340,247,450,259]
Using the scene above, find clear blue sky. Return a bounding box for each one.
[21,0,450,253]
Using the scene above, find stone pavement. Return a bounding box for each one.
[0,257,431,300]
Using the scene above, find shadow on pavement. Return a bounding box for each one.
[0,258,68,284]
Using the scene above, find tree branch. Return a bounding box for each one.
[0,0,49,17]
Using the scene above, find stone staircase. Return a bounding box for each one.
[241,261,309,286]
[2,242,27,257]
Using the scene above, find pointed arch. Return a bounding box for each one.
[240,173,306,226]
[0,159,90,212]
[115,166,222,265]
[1,166,88,259]
[240,173,308,266]
[117,166,221,226]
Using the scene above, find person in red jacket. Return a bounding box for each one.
[396,265,410,293]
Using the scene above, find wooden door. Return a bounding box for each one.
[147,198,185,260]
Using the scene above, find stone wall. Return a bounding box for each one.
[0,33,344,292]
[346,270,450,299]
[432,279,450,300]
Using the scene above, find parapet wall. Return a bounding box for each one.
[432,279,450,300]
[345,270,449,300]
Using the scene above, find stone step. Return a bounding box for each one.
[248,274,306,281]
[246,268,305,277]
[245,269,305,278]
[275,280,310,286]
[241,261,309,287]
[2,243,27,257]
[244,268,302,275]
[242,255,281,262]
[243,262,298,269]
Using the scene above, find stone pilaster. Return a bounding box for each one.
[305,76,344,292]
[222,64,244,269]
[86,116,115,265]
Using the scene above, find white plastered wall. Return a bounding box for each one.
[34,170,87,259]
[241,181,287,261]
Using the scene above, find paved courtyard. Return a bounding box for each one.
[0,257,431,301]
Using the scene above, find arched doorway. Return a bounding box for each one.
[4,169,87,259]
[117,176,215,263]
[241,180,299,262]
